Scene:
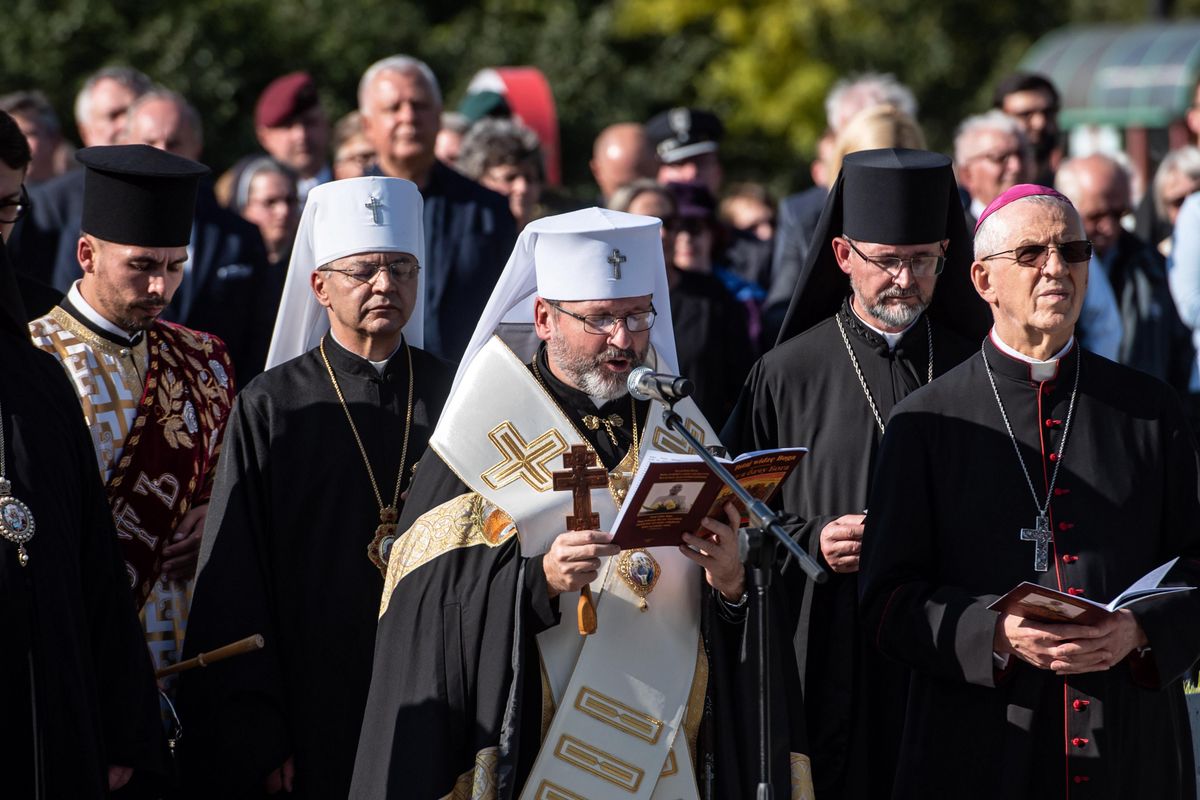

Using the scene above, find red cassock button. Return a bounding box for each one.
[1045,418,1062,428]
[1062,554,1079,564]
[1054,487,1071,496]
[1074,776,1091,784]
[1072,699,1091,711]
[1048,452,1059,462]
[1058,521,1075,531]
[1067,587,1085,596]
[1072,737,1089,747]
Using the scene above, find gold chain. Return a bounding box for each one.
[319,335,414,512]
[531,355,639,475]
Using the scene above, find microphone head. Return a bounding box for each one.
[627,365,653,401]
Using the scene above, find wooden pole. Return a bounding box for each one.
[155,634,265,679]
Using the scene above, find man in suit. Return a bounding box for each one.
[105,89,273,379]
[359,54,516,362]
[12,67,154,287]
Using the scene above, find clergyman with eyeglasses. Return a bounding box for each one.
[859,184,1200,798]
[175,176,455,797]
[722,147,990,800]
[350,207,813,798]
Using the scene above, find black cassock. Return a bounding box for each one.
[669,269,754,426]
[721,300,977,799]
[176,337,454,798]
[0,333,163,798]
[350,344,808,799]
[859,337,1200,800]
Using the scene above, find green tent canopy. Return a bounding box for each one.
[1019,22,1200,129]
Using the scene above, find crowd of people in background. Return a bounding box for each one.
[5,62,1200,429]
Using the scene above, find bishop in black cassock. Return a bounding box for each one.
[859,185,1200,799]
[176,177,454,798]
[0,236,163,798]
[722,148,990,800]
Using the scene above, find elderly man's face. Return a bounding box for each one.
[126,98,202,160]
[832,237,944,332]
[974,201,1088,344]
[78,236,187,331]
[1160,169,1200,227]
[362,69,441,171]
[534,295,653,400]
[81,78,138,147]
[960,130,1027,206]
[1070,163,1129,258]
[311,251,420,343]
[257,105,330,179]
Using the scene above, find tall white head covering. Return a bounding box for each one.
[452,206,678,396]
[265,176,425,369]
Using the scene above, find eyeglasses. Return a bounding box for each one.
[547,301,657,335]
[980,240,1093,268]
[0,185,30,225]
[319,258,421,284]
[843,238,945,278]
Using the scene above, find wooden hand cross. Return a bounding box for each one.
[553,444,608,635]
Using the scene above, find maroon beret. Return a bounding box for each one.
[255,72,319,128]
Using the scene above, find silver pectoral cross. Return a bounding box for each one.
[607,248,626,280]
[365,196,385,225]
[1020,515,1052,572]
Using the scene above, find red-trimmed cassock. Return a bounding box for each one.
[860,333,1200,799]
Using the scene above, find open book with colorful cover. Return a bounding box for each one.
[988,558,1195,626]
[610,447,807,549]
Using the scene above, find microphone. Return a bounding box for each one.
[627,366,694,404]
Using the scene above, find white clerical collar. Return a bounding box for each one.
[989,328,1075,381]
[850,304,920,351]
[68,281,137,341]
[330,330,402,375]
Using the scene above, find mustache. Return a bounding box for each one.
[596,346,638,363]
[878,286,922,299]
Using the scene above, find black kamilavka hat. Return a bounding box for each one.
[776,147,990,345]
[77,144,208,248]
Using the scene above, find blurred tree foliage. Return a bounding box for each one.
[0,0,1191,198]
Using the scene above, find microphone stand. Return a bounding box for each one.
[659,403,826,799]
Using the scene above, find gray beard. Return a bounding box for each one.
[862,287,929,329]
[547,333,638,401]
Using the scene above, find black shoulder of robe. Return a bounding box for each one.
[0,333,164,799]
[176,339,454,799]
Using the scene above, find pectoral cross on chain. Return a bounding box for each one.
[553,445,608,635]
[365,196,385,225]
[607,248,626,280]
[1020,515,1052,572]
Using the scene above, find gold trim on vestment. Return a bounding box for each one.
[379,493,516,616]
[573,687,664,744]
[648,417,707,455]
[534,780,588,800]
[553,735,643,792]
[441,746,499,800]
[790,752,815,800]
[683,638,708,766]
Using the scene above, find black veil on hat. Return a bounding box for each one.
[0,235,30,339]
[775,147,990,345]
